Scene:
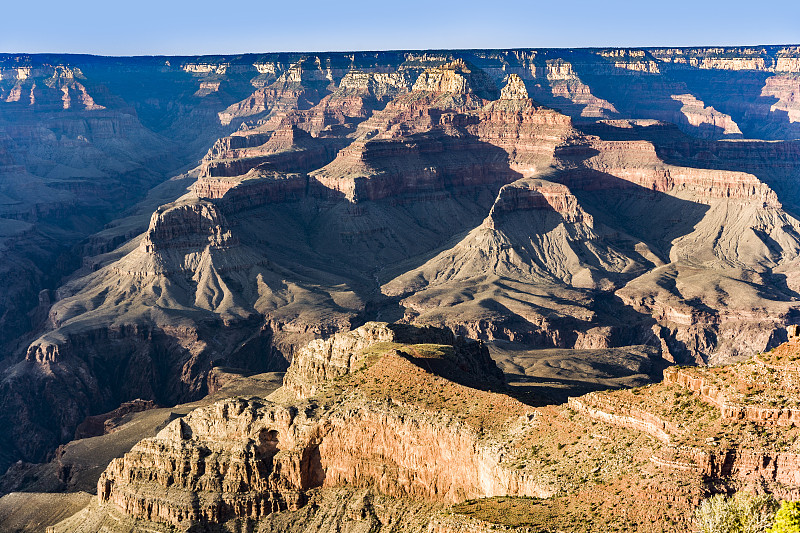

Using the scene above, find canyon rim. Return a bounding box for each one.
[0,45,799,532]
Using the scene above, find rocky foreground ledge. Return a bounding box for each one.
[42,325,800,532]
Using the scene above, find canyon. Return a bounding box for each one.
[0,45,799,531]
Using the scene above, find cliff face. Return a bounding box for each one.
[84,324,541,530]
[98,400,314,524]
[569,339,800,501]
[283,322,503,398]
[51,327,800,533]
[96,397,541,528]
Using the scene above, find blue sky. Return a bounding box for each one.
[2,0,799,55]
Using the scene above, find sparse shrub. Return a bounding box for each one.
[771,501,800,533]
[694,493,777,533]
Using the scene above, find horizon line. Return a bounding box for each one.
[1,43,799,59]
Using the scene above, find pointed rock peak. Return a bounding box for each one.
[412,59,499,99]
[500,74,529,100]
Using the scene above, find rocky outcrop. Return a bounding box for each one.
[670,94,742,137]
[499,74,528,100]
[567,394,678,443]
[73,399,157,440]
[143,202,235,252]
[91,328,534,529]
[761,74,800,124]
[0,65,104,111]
[651,445,800,499]
[283,322,501,398]
[663,360,800,426]
[216,67,321,126]
[200,126,342,178]
[109,200,266,278]
[487,179,588,223]
[98,400,312,524]
[312,134,519,202]
[469,98,572,175]
[194,171,308,211]
[204,132,274,161]
[554,139,781,206]
[411,59,499,100]
[96,396,542,526]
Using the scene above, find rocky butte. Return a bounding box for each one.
[0,46,798,532]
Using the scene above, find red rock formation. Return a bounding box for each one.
[568,395,678,443]
[554,139,780,206]
[487,179,588,223]
[312,133,518,202]
[663,363,800,426]
[200,125,341,178]
[92,326,535,528]
[73,399,157,439]
[194,171,308,212]
[651,446,800,500]
[98,401,311,524]
[283,322,499,398]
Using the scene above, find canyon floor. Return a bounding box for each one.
[1,46,800,531]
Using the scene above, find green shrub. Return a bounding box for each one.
[771,501,800,533]
[695,493,777,533]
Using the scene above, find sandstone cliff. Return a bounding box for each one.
[50,322,786,532]
[57,324,545,531]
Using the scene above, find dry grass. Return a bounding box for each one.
[580,381,800,451]
[452,473,701,533]
[664,341,800,412]
[759,339,800,367]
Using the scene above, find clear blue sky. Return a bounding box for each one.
[3,0,799,56]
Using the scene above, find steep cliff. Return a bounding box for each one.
[54,324,545,531]
[50,321,787,532]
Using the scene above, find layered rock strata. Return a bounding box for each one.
[90,323,541,529]
[569,340,800,499]
[4,47,800,486]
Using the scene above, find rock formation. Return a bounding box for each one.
[571,338,800,500]
[0,47,799,532]
[57,324,542,530]
[46,330,800,532]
